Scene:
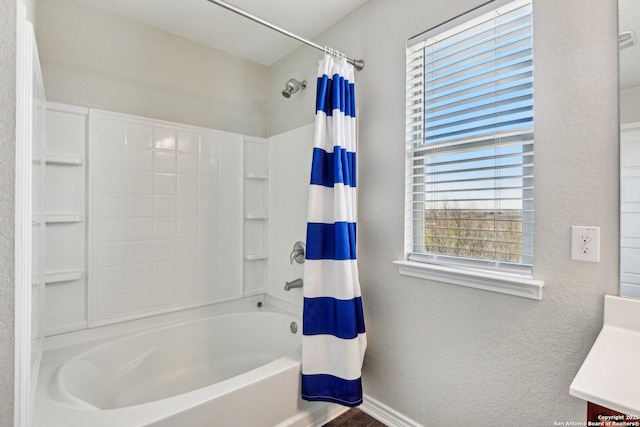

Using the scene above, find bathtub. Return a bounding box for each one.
[33,298,346,427]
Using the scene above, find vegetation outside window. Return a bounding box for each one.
[404,0,534,276]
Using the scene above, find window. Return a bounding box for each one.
[399,0,542,299]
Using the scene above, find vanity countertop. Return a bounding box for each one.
[570,295,640,415]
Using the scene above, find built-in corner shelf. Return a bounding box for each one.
[44,104,88,337]
[45,214,84,224]
[45,154,83,166]
[45,270,83,284]
[245,213,268,220]
[243,136,269,295]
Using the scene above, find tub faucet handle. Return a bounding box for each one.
[290,241,305,265]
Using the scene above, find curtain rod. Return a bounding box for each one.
[205,0,365,71]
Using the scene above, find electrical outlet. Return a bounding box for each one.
[571,226,600,263]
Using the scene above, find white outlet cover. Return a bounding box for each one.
[571,226,600,263]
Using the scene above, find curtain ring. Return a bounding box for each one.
[325,46,333,57]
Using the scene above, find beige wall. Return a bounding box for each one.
[36,0,270,137]
[269,0,619,424]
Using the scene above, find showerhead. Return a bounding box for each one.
[282,78,306,98]
[620,30,637,50]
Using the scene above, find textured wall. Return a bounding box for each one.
[0,0,16,424]
[269,0,620,424]
[36,0,269,138]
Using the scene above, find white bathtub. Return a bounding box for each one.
[33,299,346,427]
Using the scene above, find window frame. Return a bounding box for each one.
[397,0,544,300]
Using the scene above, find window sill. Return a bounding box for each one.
[394,260,544,300]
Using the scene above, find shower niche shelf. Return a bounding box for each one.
[245,173,269,180]
[45,154,83,166]
[245,253,268,261]
[45,214,84,224]
[245,213,268,220]
[44,270,83,284]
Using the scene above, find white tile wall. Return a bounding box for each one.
[90,111,242,326]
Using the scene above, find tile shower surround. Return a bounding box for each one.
[90,111,242,326]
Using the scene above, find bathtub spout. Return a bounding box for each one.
[284,278,303,291]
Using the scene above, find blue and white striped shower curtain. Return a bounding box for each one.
[301,52,367,407]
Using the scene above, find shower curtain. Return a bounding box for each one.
[301,52,367,407]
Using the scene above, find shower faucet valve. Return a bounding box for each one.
[290,241,305,265]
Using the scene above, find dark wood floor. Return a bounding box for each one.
[323,408,387,427]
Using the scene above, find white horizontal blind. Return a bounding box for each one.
[405,0,533,273]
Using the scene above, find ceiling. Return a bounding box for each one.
[73,0,369,67]
[620,0,640,90]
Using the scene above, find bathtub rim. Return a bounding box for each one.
[41,295,300,365]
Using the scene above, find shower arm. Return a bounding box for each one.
[204,0,365,71]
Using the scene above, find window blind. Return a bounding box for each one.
[405,0,533,273]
